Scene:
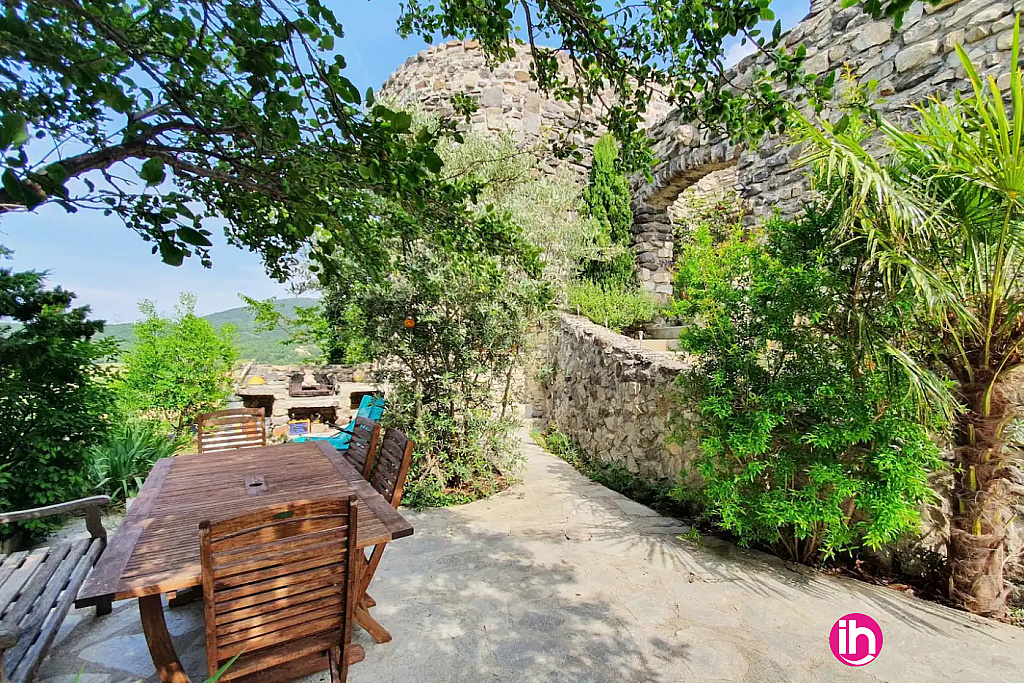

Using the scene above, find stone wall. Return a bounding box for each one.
[542,315,1024,602]
[632,0,1023,296]
[541,313,696,481]
[383,42,594,177]
[379,40,672,178]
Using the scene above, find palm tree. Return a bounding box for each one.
[794,17,1024,617]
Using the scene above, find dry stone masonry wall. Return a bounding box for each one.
[542,314,696,481]
[633,0,1024,296]
[542,314,1024,603]
[379,41,670,178]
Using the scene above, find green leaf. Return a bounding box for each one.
[423,150,443,174]
[44,162,69,185]
[1,113,29,149]
[2,168,25,203]
[391,111,413,133]
[337,76,361,104]
[177,227,213,247]
[158,240,185,266]
[140,157,166,185]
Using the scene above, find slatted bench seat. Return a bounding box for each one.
[0,496,112,683]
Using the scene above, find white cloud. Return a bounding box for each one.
[723,39,758,68]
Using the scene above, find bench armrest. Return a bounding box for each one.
[0,627,18,650]
[0,496,111,540]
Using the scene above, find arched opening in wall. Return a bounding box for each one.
[668,166,741,264]
[632,159,739,300]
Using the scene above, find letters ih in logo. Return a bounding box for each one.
[829,613,883,666]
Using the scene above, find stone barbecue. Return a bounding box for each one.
[232,363,380,438]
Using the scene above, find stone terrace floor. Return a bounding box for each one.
[37,427,1024,682]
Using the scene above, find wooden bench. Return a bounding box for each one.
[0,496,112,683]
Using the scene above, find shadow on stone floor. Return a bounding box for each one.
[33,429,1024,683]
[533,447,1005,642]
[37,522,686,682]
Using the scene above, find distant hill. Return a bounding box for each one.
[103,297,320,365]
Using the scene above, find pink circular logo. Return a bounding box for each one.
[829,613,883,666]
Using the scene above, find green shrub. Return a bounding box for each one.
[90,420,184,504]
[325,241,546,508]
[0,265,115,541]
[117,293,238,429]
[669,205,945,563]
[566,280,657,333]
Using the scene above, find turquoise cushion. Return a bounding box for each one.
[293,394,385,449]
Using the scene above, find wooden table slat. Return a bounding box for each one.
[76,458,173,607]
[76,442,413,606]
[315,442,413,542]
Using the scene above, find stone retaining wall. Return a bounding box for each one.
[541,314,696,481]
[541,315,1024,602]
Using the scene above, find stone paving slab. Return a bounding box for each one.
[35,427,1024,682]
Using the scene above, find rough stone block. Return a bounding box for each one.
[851,22,892,52]
[895,39,941,72]
[965,25,992,43]
[944,29,966,52]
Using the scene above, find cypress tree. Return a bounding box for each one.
[582,135,635,286]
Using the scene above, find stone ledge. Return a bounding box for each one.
[557,314,692,374]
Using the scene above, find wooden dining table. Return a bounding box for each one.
[75,441,413,683]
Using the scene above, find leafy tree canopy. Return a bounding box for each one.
[2,0,917,278]
[0,0,508,279]
[116,292,239,429]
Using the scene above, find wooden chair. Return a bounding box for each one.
[197,408,266,454]
[0,496,112,683]
[345,417,380,481]
[199,498,364,683]
[369,428,414,509]
[357,428,414,643]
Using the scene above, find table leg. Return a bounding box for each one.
[355,603,392,644]
[139,594,191,683]
[355,544,392,644]
[168,586,202,608]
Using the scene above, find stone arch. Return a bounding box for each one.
[630,124,741,298]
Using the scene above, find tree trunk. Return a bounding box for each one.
[949,374,1014,617]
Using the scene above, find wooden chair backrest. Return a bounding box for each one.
[371,428,414,508]
[345,417,379,481]
[197,408,266,454]
[199,498,359,682]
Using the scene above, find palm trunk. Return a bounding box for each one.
[949,373,1012,617]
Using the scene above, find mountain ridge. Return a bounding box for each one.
[103,296,319,365]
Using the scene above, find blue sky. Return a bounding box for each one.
[0,0,810,323]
